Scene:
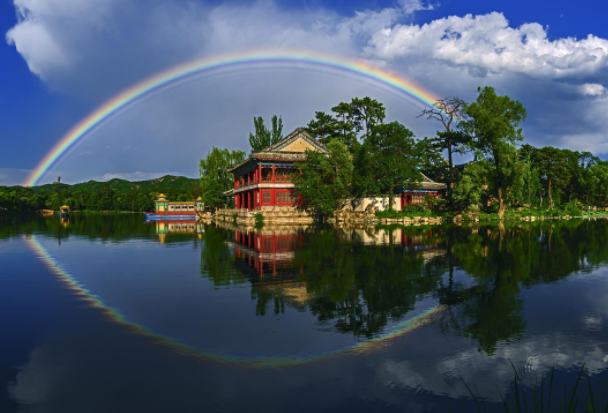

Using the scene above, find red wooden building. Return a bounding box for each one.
[225,128,327,211]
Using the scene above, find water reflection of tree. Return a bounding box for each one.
[286,227,448,339]
[0,214,157,242]
[200,220,608,347]
[199,225,247,287]
[436,220,608,354]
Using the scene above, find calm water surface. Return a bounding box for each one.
[2,215,608,412]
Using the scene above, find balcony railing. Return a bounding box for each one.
[235,179,259,189]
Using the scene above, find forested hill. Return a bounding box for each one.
[1,175,202,214]
[30,175,199,194]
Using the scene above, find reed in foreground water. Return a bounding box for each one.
[455,363,608,413]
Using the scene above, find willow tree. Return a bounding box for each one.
[461,87,527,218]
[199,147,246,208]
[248,115,284,151]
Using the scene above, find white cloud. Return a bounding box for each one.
[581,83,607,96]
[365,12,608,82]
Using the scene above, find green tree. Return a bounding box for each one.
[306,111,341,144]
[331,101,356,143]
[306,97,385,153]
[461,86,527,218]
[529,147,570,209]
[199,147,246,209]
[248,115,283,151]
[293,139,353,219]
[351,96,386,138]
[452,158,492,211]
[354,122,422,203]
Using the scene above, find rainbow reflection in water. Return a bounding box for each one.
[27,234,444,369]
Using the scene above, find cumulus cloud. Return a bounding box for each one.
[365,12,608,82]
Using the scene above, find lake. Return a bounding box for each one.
[2,214,608,412]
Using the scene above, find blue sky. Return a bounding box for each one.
[2,0,608,186]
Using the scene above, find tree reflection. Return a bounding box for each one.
[205,219,608,351]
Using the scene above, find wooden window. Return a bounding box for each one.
[263,191,271,204]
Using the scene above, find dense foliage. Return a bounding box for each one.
[198,147,246,208]
[292,140,353,218]
[0,175,201,214]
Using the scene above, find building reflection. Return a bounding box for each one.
[229,227,305,284]
[153,219,205,243]
[227,224,446,283]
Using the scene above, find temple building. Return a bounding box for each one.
[225,128,327,211]
[396,173,446,208]
[223,126,446,213]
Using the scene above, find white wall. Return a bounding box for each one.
[337,197,401,212]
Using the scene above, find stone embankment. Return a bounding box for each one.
[209,208,605,226]
[215,208,314,224]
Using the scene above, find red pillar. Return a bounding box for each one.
[272,164,276,183]
[248,191,252,211]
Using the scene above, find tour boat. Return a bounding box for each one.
[143,194,204,220]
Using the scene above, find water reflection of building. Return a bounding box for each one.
[229,227,305,284]
[153,219,205,243]
[337,226,446,260]
[229,225,446,284]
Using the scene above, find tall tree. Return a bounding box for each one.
[529,146,570,209]
[461,87,527,218]
[351,97,386,138]
[248,115,284,151]
[199,147,246,208]
[293,139,354,219]
[306,111,340,145]
[354,122,422,204]
[418,97,469,200]
[331,102,357,149]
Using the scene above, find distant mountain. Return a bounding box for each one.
[30,175,200,194]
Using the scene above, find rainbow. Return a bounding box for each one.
[24,50,440,186]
